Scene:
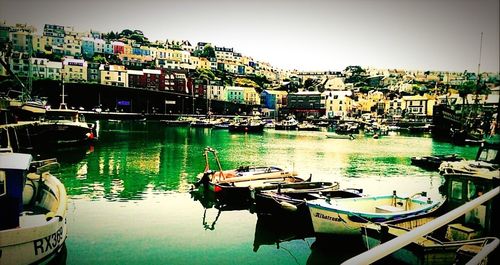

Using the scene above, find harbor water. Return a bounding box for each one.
[41,120,480,265]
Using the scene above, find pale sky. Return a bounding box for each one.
[1,0,499,72]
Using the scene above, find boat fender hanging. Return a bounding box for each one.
[279,201,298,212]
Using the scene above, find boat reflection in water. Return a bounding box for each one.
[253,214,314,252]
[189,187,252,231]
[306,235,368,265]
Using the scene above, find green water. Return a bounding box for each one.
[47,120,479,265]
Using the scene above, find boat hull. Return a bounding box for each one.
[29,121,96,147]
[228,123,265,133]
[0,158,68,265]
[307,195,441,235]
[0,219,67,265]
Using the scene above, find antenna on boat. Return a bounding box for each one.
[477,32,483,79]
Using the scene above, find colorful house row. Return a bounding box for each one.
[1,22,290,83]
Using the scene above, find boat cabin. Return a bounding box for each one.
[441,172,499,239]
[0,153,32,230]
[45,108,85,123]
[476,142,499,164]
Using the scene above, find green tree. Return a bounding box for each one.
[92,55,106,64]
[234,77,259,88]
[202,45,216,58]
[304,78,319,91]
[344,65,367,86]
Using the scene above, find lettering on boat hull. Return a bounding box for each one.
[314,212,346,223]
[33,226,64,255]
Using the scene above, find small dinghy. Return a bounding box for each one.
[307,191,442,235]
[194,147,304,202]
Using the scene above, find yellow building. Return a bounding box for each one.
[243,87,261,105]
[123,44,132,55]
[402,94,435,117]
[100,65,128,87]
[63,35,82,57]
[32,35,50,54]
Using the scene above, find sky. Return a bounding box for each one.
[1,0,499,72]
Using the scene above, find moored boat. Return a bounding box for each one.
[274,116,299,130]
[160,116,194,126]
[307,191,442,235]
[30,104,97,147]
[194,147,303,202]
[411,153,464,171]
[190,118,219,128]
[438,141,499,176]
[253,181,341,214]
[297,121,321,131]
[325,133,355,140]
[254,184,363,229]
[228,117,265,133]
[361,170,499,265]
[0,153,68,265]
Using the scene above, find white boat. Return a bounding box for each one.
[438,141,498,177]
[306,191,442,235]
[0,153,68,265]
[275,116,299,130]
[325,133,355,140]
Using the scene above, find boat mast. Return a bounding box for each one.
[25,36,33,103]
[472,32,483,125]
[60,61,67,109]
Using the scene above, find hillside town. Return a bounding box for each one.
[0,21,499,124]
[1,3,500,264]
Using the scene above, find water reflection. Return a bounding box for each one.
[42,121,479,202]
[47,243,67,265]
[253,214,314,253]
[51,121,483,264]
[306,235,367,265]
[190,187,253,231]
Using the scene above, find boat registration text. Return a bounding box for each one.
[33,227,64,255]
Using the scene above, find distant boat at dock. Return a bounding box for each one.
[274,116,299,130]
[411,154,464,171]
[326,133,355,140]
[228,117,265,133]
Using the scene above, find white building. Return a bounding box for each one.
[322,90,353,118]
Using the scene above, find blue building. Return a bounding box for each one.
[81,38,95,59]
[238,65,245,75]
[132,46,142,55]
[104,42,113,55]
[140,47,150,56]
[260,90,287,109]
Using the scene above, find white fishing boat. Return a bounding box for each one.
[306,191,442,235]
[0,153,68,265]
